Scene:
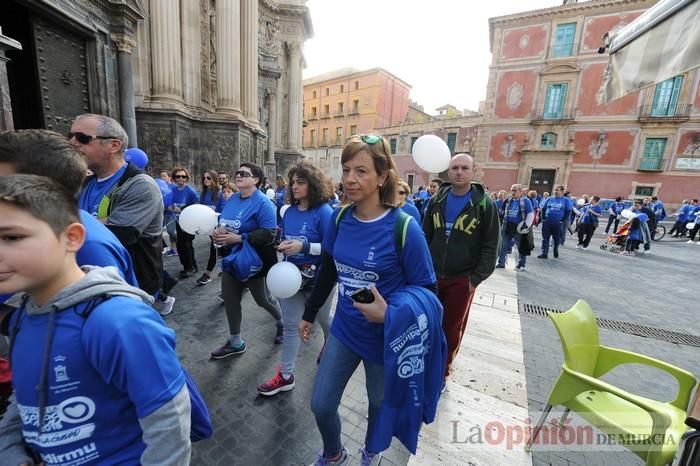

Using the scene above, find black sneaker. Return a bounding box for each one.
[537,254,547,259]
[210,341,246,359]
[274,325,284,344]
[553,250,559,258]
[196,273,212,285]
[179,269,196,278]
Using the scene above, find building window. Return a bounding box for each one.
[349,125,357,136]
[635,186,655,197]
[336,127,343,145]
[651,76,683,116]
[309,129,316,147]
[446,132,457,153]
[323,104,330,116]
[340,84,344,93]
[552,22,576,57]
[312,90,316,98]
[352,99,359,113]
[322,128,329,146]
[337,102,344,114]
[325,87,329,96]
[354,80,359,90]
[410,136,419,151]
[406,173,415,192]
[640,138,666,170]
[543,83,568,119]
[390,138,397,154]
[311,106,317,117]
[540,132,557,148]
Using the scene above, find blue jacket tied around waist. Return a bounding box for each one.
[368,286,447,454]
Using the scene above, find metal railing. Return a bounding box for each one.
[549,41,579,58]
[638,157,664,171]
[638,104,691,120]
[530,107,576,123]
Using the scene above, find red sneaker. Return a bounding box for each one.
[257,368,295,396]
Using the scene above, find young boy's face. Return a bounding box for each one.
[0,202,79,297]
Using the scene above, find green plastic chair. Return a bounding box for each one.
[525,299,698,465]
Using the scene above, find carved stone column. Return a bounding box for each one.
[112,34,138,147]
[149,0,183,101]
[216,0,241,113]
[241,0,258,123]
[287,41,302,150]
[267,91,277,164]
[0,29,21,131]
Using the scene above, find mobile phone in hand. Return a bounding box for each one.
[350,287,375,304]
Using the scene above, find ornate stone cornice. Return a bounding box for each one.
[259,0,313,39]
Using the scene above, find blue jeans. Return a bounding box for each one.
[310,334,384,457]
[498,230,526,267]
[541,222,562,256]
[279,286,334,376]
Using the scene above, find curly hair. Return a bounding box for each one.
[286,160,332,208]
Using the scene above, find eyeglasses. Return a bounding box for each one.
[67,131,118,145]
[235,170,253,178]
[398,191,407,195]
[174,174,188,179]
[202,176,212,180]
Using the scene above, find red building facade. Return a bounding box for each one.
[475,0,700,205]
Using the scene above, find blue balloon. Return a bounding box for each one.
[125,148,149,169]
[155,178,173,207]
[637,213,649,223]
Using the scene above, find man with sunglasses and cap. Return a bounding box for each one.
[73,114,165,305]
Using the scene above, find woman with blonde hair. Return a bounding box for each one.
[300,135,436,465]
[396,179,421,223]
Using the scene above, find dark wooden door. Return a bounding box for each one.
[31,16,90,135]
[529,169,555,195]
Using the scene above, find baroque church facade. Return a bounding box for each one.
[0,0,311,177]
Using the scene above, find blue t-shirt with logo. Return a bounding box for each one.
[445,191,473,238]
[77,211,138,287]
[274,187,287,209]
[219,189,276,234]
[505,197,533,224]
[322,207,436,363]
[10,296,185,465]
[282,203,333,267]
[171,185,199,217]
[78,164,128,217]
[540,197,569,224]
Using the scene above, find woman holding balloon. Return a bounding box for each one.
[299,135,437,465]
[197,169,224,285]
[257,161,335,396]
[210,162,284,359]
[171,167,200,277]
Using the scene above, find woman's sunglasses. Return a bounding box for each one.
[174,174,188,179]
[235,170,253,178]
[202,176,212,180]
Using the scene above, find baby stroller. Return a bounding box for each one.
[600,219,630,253]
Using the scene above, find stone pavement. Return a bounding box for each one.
[508,227,700,466]
[165,236,535,465]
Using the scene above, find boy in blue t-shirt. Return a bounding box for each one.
[0,175,191,465]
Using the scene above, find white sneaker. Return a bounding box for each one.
[155,296,176,316]
[582,247,588,251]
[575,245,581,249]
[687,240,694,244]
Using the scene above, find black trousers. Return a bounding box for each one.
[605,214,619,233]
[577,223,596,247]
[176,222,197,271]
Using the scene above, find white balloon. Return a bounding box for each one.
[686,223,696,230]
[266,262,302,298]
[411,134,451,173]
[266,188,276,200]
[620,209,634,220]
[178,204,218,235]
[576,198,585,206]
[280,204,290,218]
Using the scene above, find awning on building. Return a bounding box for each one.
[597,0,700,103]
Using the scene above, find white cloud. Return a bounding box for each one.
[303,0,561,113]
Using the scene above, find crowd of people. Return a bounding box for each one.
[0,116,697,465]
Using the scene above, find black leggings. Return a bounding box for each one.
[577,223,596,247]
[176,222,197,271]
[205,240,217,273]
[690,224,700,241]
[221,272,282,335]
[605,214,619,233]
